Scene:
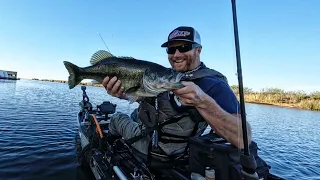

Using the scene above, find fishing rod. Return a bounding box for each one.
[230,0,259,179]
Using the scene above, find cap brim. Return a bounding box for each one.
[161,39,196,47]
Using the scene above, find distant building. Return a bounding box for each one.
[90,80,99,84]
[0,70,8,78]
[0,70,19,80]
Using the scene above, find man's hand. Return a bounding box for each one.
[102,76,127,99]
[172,81,208,108]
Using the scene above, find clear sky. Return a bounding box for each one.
[0,0,319,93]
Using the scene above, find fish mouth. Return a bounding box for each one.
[142,72,185,95]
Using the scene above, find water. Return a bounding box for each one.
[0,80,138,180]
[0,79,319,180]
[248,103,320,179]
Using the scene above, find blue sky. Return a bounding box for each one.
[0,0,319,93]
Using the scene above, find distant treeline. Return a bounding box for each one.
[230,85,320,111]
[31,78,319,111]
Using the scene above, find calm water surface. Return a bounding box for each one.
[0,79,319,180]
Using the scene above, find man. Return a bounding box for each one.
[102,26,252,158]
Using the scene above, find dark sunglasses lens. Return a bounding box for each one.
[166,44,193,54]
[167,47,176,54]
[178,44,193,53]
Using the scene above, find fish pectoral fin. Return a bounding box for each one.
[124,86,142,103]
[134,88,157,97]
[90,50,115,65]
[125,86,141,95]
[126,95,141,104]
[125,87,156,103]
[125,85,156,97]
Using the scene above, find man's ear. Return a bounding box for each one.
[197,47,202,54]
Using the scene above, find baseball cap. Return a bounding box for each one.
[161,26,201,47]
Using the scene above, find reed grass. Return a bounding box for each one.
[230,86,320,111]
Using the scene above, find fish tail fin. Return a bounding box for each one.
[63,61,82,89]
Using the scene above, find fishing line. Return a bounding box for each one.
[97,32,111,53]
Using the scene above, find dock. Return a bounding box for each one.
[0,70,20,80]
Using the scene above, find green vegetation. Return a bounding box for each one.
[230,85,320,111]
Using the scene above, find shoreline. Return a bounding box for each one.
[235,93,320,111]
[245,101,315,111]
[29,78,104,87]
[26,78,320,112]
[0,77,20,80]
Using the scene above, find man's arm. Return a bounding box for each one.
[195,94,252,149]
[172,80,252,149]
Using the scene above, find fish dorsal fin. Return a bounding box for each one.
[90,50,115,65]
[117,56,135,59]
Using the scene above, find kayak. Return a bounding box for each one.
[74,86,284,180]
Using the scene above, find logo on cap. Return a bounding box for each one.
[169,30,190,39]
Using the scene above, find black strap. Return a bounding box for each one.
[157,109,204,144]
[126,108,205,146]
[159,132,189,139]
[150,109,207,160]
[159,138,188,144]
[125,110,189,145]
[160,113,189,126]
[187,108,203,124]
[125,128,154,145]
[158,132,189,144]
[175,108,207,160]
[125,104,207,159]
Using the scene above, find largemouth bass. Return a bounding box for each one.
[63,50,185,100]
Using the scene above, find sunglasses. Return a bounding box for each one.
[166,43,201,54]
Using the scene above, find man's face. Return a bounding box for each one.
[167,41,201,72]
